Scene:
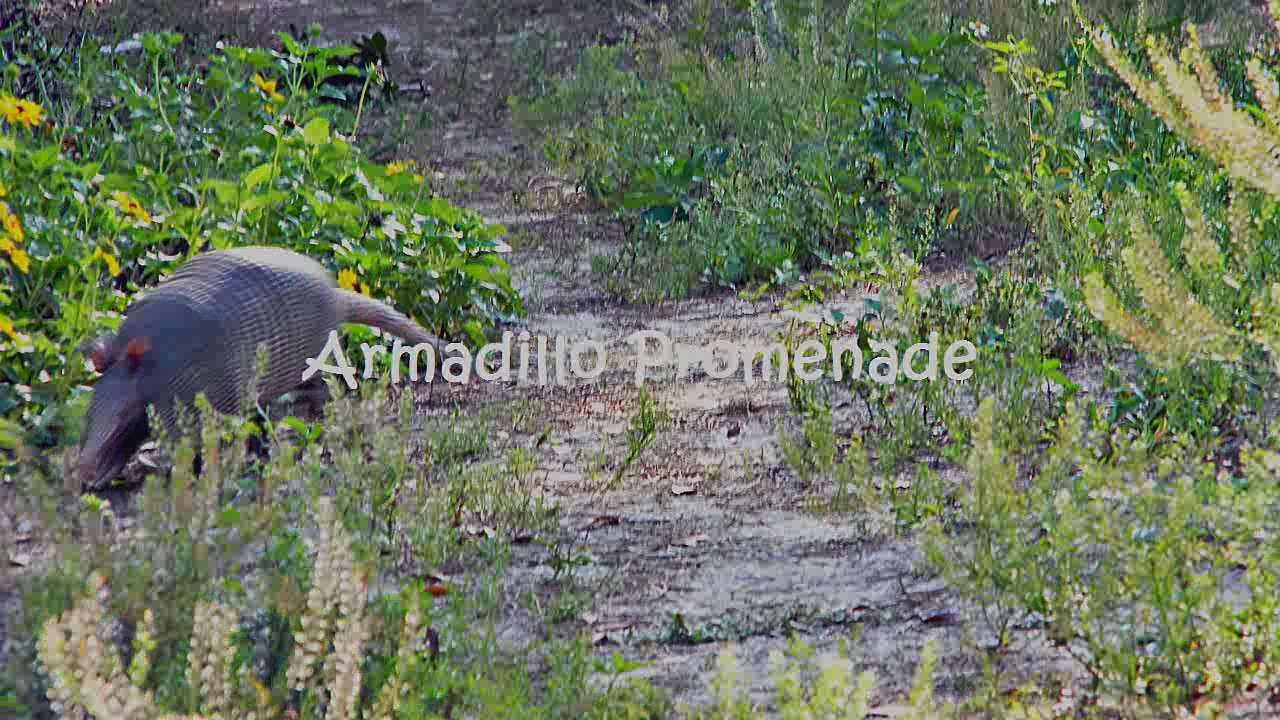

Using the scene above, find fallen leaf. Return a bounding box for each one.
[424,582,449,598]
[671,483,698,496]
[9,551,31,567]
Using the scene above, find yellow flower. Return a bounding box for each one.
[0,181,7,198]
[2,206,22,244]
[0,95,17,125]
[0,237,12,254]
[7,246,29,273]
[337,267,358,290]
[359,282,371,297]
[93,247,121,276]
[252,74,285,103]
[252,73,276,95]
[264,103,275,115]
[12,99,43,130]
[385,161,406,176]
[0,315,17,341]
[110,191,152,224]
[1,95,44,129]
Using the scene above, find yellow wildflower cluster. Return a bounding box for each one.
[93,246,122,276]
[252,73,286,113]
[0,93,43,129]
[35,573,265,720]
[336,267,372,296]
[0,201,30,273]
[1081,4,1280,375]
[1089,22,1280,200]
[384,158,425,184]
[0,314,19,342]
[0,199,32,344]
[110,190,153,225]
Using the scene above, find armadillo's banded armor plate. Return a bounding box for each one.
[124,247,341,434]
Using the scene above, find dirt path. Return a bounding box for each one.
[206,0,1077,712]
[0,1,1076,714]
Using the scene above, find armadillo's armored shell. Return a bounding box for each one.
[125,246,342,436]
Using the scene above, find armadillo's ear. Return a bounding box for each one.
[125,337,150,375]
[78,334,114,373]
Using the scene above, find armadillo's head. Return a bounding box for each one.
[77,331,154,488]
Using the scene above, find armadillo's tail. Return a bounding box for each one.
[335,289,455,360]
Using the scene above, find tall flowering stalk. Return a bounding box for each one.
[1078,1,1280,375]
[34,497,400,719]
[285,497,372,720]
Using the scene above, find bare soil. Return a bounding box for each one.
[0,0,1089,715]
[245,0,1081,711]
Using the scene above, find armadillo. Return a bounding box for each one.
[77,245,454,489]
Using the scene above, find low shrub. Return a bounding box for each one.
[0,25,521,457]
[515,0,1012,300]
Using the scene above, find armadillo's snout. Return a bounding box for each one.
[77,431,136,489]
[77,427,126,489]
[77,380,150,489]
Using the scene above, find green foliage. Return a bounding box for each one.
[924,396,1280,712]
[516,0,1009,299]
[611,385,672,488]
[1079,4,1280,385]
[694,635,953,719]
[4,378,634,719]
[0,26,521,456]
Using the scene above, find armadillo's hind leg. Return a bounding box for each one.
[265,375,330,421]
[290,377,331,416]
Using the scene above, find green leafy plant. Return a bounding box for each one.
[516,0,1004,298]
[0,27,522,456]
[611,385,672,488]
[1079,3,1280,378]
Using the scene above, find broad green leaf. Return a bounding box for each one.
[240,189,286,213]
[198,179,239,205]
[302,117,330,146]
[243,162,275,191]
[896,174,924,195]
